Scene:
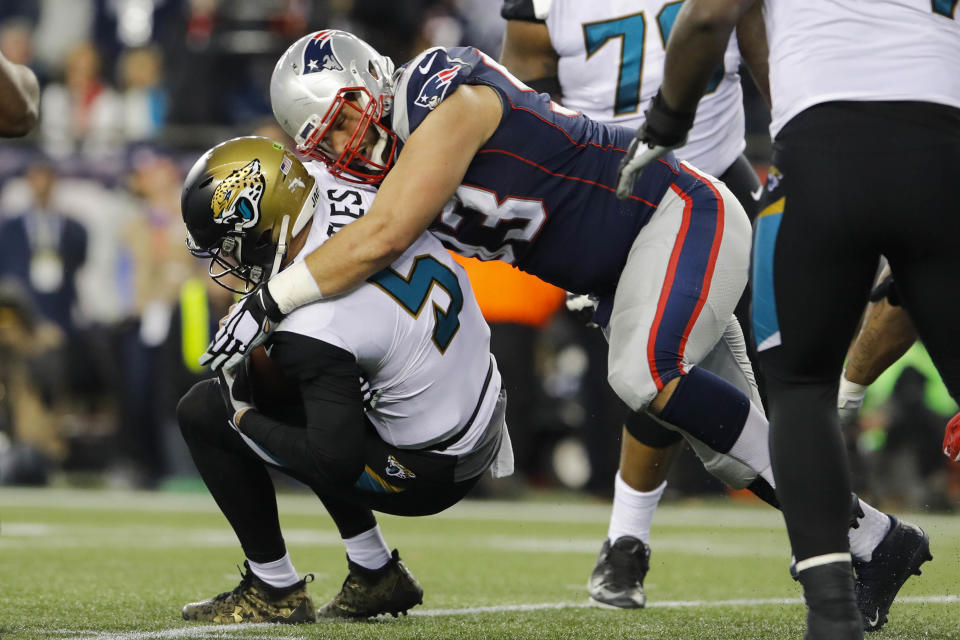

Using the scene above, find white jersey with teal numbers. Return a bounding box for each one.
[537,0,745,176]
[279,164,501,455]
[764,0,960,138]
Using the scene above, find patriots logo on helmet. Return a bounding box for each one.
[211,159,265,228]
[414,65,461,110]
[303,30,343,74]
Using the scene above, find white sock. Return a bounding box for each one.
[607,472,666,545]
[248,551,300,589]
[849,500,892,562]
[344,524,391,570]
[727,401,776,487]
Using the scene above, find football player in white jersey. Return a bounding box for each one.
[498,0,773,609]
[176,136,511,623]
[616,0,956,636]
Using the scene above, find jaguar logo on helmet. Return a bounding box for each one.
[211,159,265,228]
[414,65,461,110]
[303,30,343,74]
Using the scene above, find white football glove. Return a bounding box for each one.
[200,285,284,372]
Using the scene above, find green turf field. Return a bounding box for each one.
[1,487,957,639]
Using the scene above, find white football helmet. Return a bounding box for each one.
[271,30,397,185]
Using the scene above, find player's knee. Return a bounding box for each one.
[176,379,218,443]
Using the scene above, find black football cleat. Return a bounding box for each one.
[853,516,932,632]
[798,561,863,640]
[317,549,424,619]
[587,536,650,609]
[181,562,316,624]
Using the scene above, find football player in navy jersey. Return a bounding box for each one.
[209,31,781,513]
[202,34,917,614]
[177,136,511,623]
[498,0,771,609]
[616,0,956,636]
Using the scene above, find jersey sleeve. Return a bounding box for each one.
[390,46,484,142]
[501,0,544,22]
[237,331,367,488]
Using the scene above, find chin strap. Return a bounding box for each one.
[270,215,290,279]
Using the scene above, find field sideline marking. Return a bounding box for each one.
[38,595,960,639]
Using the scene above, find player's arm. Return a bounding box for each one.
[735,0,770,109]
[837,269,916,426]
[660,0,758,113]
[616,0,758,198]
[235,333,367,487]
[0,51,39,137]
[499,20,560,100]
[269,83,503,312]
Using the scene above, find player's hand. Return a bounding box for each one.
[200,284,284,372]
[616,90,695,200]
[565,292,599,328]
[837,375,867,430]
[943,412,960,462]
[217,360,254,429]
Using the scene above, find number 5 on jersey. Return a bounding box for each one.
[369,256,463,353]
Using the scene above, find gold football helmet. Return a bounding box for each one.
[181,136,319,293]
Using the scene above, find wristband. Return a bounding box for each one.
[838,374,868,408]
[267,261,323,315]
[644,90,696,147]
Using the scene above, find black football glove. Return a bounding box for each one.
[200,284,284,372]
[616,90,697,199]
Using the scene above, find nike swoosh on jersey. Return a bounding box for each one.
[418,51,439,74]
[750,185,764,201]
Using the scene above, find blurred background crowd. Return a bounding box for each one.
[0,0,956,511]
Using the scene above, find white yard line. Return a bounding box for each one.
[35,595,960,639]
[410,594,960,616]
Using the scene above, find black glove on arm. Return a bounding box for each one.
[615,90,697,200]
[642,89,697,149]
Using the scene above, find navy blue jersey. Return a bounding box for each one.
[389,46,680,296]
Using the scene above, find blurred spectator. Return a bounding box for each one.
[0,161,87,335]
[0,21,40,137]
[116,45,168,142]
[31,0,95,80]
[39,41,124,159]
[0,278,68,484]
[0,18,35,67]
[860,366,953,511]
[346,0,435,63]
[454,0,505,57]
[110,147,193,486]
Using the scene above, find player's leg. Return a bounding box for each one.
[753,108,881,637]
[311,492,423,619]
[587,420,682,608]
[718,153,766,403]
[589,156,769,609]
[606,163,774,484]
[176,379,315,624]
[315,389,508,618]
